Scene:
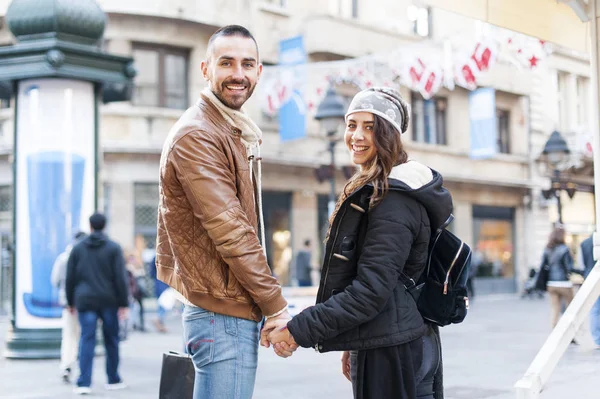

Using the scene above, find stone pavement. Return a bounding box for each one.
[0,295,598,398]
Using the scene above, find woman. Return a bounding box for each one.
[542,227,576,328]
[263,87,452,398]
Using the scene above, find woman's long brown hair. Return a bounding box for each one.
[327,115,408,238]
[546,226,566,249]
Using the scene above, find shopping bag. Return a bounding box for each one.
[158,351,195,399]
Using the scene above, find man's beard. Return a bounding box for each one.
[212,79,256,110]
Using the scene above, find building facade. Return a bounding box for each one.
[0,0,594,294]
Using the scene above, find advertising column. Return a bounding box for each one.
[14,79,96,328]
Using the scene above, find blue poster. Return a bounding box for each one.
[279,36,306,142]
[469,87,497,159]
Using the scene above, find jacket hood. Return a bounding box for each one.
[85,231,107,248]
[387,160,453,232]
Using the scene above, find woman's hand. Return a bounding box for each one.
[341,351,351,382]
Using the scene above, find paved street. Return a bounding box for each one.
[0,295,599,398]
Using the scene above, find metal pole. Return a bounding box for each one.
[328,138,336,217]
[556,191,563,225]
[553,169,563,225]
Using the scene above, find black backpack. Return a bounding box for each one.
[400,215,472,327]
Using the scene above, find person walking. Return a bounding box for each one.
[125,253,146,332]
[51,231,86,383]
[578,234,600,347]
[156,25,289,399]
[65,212,129,395]
[148,254,169,333]
[295,239,313,287]
[262,87,449,399]
[541,227,576,329]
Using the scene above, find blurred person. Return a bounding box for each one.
[156,25,288,399]
[578,234,600,347]
[262,88,449,399]
[541,227,576,330]
[126,253,146,332]
[51,231,86,383]
[294,239,313,287]
[148,254,169,333]
[65,212,129,395]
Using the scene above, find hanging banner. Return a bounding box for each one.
[278,36,307,142]
[469,87,497,159]
[15,79,96,328]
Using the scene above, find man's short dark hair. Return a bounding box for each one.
[207,24,258,57]
[89,212,106,232]
[304,239,311,247]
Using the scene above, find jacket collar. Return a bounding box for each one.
[195,94,243,137]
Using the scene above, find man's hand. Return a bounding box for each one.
[67,306,76,315]
[341,351,351,382]
[260,310,291,348]
[118,307,129,321]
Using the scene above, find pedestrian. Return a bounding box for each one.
[578,234,600,347]
[65,212,129,395]
[126,253,146,332]
[50,231,86,383]
[156,25,289,399]
[295,239,313,287]
[148,255,169,333]
[540,227,576,330]
[262,87,450,399]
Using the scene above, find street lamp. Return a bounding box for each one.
[0,0,135,358]
[540,130,572,225]
[314,87,346,216]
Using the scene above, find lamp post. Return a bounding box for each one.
[0,0,135,359]
[540,130,572,225]
[314,87,346,216]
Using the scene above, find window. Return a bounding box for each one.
[329,0,358,19]
[496,109,510,154]
[0,185,11,213]
[134,183,159,249]
[576,76,588,127]
[557,72,569,131]
[411,93,447,145]
[472,206,515,280]
[407,5,431,37]
[132,44,189,109]
[263,192,292,285]
[264,0,287,6]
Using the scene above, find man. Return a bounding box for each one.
[65,212,129,395]
[579,234,600,348]
[156,25,290,398]
[51,231,86,383]
[295,239,313,287]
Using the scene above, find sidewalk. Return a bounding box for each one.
[0,295,598,398]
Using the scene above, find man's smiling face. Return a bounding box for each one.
[201,35,262,110]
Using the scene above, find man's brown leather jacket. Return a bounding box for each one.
[156,94,286,321]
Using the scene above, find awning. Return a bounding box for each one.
[422,0,590,53]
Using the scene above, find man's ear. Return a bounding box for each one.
[201,60,209,81]
[256,63,263,81]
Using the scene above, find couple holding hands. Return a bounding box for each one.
[157,24,447,399]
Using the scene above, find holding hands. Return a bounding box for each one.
[260,311,299,358]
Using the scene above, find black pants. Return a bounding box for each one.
[135,296,145,330]
[351,327,441,399]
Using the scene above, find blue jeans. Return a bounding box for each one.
[182,305,260,399]
[590,296,600,345]
[157,304,166,324]
[77,308,122,387]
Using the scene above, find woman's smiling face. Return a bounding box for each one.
[345,112,377,168]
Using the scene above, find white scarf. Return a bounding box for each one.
[202,88,266,256]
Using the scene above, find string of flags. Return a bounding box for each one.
[260,26,553,117]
